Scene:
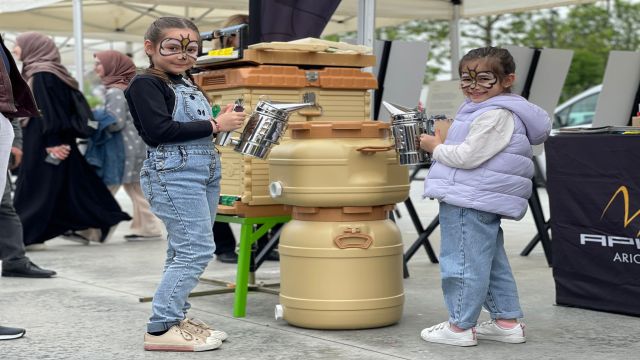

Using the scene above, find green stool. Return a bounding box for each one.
[206,214,290,317]
[139,214,290,318]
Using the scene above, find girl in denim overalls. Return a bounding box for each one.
[125,17,245,352]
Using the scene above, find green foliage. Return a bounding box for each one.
[327,0,640,102]
[84,94,103,109]
[465,1,640,102]
[375,19,450,84]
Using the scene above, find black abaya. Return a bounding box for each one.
[14,72,130,245]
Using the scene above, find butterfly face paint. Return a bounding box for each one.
[159,34,199,60]
[460,65,498,90]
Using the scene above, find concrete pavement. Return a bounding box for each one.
[1,181,639,360]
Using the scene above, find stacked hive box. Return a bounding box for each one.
[269,121,410,329]
[193,64,377,207]
[195,49,409,329]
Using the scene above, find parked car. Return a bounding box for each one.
[536,84,602,182]
[553,84,601,129]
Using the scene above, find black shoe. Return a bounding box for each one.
[124,234,163,241]
[2,261,57,278]
[61,231,90,245]
[0,326,25,340]
[216,251,238,264]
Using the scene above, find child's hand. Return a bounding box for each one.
[213,103,246,132]
[419,130,443,153]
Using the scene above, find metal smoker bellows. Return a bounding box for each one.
[215,99,314,159]
[382,101,444,166]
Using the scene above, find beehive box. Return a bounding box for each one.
[194,65,378,206]
[218,145,273,206]
[194,65,376,123]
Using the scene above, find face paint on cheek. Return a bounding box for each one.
[475,71,498,89]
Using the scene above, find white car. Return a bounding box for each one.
[535,84,602,181]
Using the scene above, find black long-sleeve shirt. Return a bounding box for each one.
[124,73,213,147]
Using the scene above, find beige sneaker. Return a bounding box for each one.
[182,318,228,342]
[144,324,222,352]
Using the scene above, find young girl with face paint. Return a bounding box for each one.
[418,47,551,347]
[124,17,245,352]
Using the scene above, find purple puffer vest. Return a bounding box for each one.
[424,94,550,220]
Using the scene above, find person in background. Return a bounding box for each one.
[125,17,245,351]
[11,32,130,249]
[93,50,163,240]
[419,46,551,347]
[1,118,57,278]
[0,33,53,342]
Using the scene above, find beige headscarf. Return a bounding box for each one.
[15,32,79,90]
[94,50,136,90]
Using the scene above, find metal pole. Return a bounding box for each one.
[358,0,376,119]
[450,0,461,79]
[73,0,84,91]
[357,0,375,49]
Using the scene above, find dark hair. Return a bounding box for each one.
[143,16,207,98]
[458,47,516,92]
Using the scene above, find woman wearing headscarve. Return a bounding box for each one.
[93,50,162,240]
[12,32,130,248]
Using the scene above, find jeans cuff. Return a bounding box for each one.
[449,318,477,330]
[490,310,524,320]
[147,320,180,333]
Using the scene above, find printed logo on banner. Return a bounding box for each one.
[580,185,640,265]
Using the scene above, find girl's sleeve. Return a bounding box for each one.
[105,89,127,132]
[125,77,213,144]
[432,109,514,170]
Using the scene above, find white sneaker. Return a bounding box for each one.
[476,320,526,343]
[420,321,477,347]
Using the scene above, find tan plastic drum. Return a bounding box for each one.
[278,219,404,329]
[268,122,410,207]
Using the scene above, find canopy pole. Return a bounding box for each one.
[357,0,375,49]
[358,0,376,119]
[73,0,84,90]
[450,0,461,79]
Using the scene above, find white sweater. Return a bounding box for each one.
[432,109,515,170]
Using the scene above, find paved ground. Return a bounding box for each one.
[1,180,639,359]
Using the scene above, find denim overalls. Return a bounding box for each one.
[139,79,221,333]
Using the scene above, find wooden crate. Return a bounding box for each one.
[194,65,375,123]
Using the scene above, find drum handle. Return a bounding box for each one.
[355,145,395,154]
[334,228,373,249]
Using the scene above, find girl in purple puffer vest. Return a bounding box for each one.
[418,47,551,347]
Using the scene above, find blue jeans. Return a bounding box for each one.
[438,202,523,329]
[140,144,221,333]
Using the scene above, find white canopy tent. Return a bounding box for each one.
[0,0,596,86]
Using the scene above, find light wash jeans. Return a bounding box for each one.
[438,202,524,330]
[0,115,15,193]
[140,144,221,333]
